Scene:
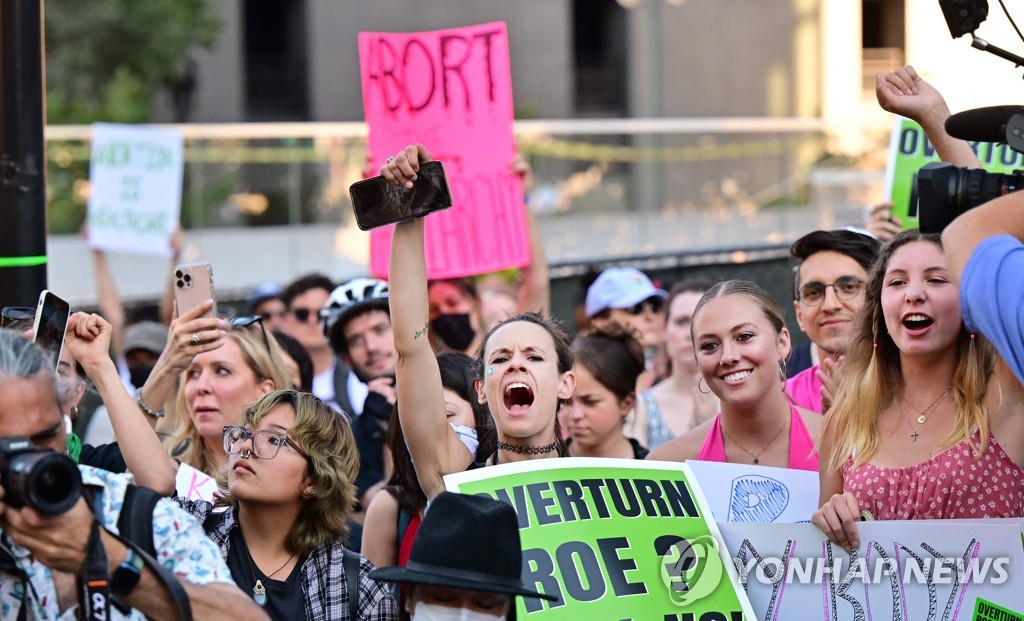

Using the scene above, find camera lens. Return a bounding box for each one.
[3,451,82,515]
[176,279,184,288]
[175,270,183,278]
[184,274,192,283]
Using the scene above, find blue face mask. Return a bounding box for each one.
[450,423,479,457]
[412,601,506,621]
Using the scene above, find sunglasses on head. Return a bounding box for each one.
[622,297,665,315]
[229,315,270,350]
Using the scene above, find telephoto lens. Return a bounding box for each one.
[0,437,82,515]
[917,162,1024,233]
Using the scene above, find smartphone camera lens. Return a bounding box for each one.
[175,270,183,279]
[184,274,192,283]
[176,279,185,289]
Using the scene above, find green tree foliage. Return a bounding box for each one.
[45,0,221,124]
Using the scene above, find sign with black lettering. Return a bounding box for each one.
[445,459,756,620]
[358,22,529,280]
[717,520,1024,621]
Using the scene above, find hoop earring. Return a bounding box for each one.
[698,376,712,395]
[778,359,788,382]
[70,405,79,420]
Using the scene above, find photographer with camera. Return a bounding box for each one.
[874,67,1024,384]
[0,329,268,620]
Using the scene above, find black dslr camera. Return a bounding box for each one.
[0,437,82,515]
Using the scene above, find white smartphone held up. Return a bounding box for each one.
[173,262,218,319]
[32,290,71,371]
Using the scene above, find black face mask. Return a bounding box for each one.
[431,313,476,351]
[128,364,155,389]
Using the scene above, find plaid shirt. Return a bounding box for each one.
[178,499,397,621]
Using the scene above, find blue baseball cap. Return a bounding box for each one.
[585,267,667,318]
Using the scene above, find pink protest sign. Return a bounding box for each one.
[358,21,529,280]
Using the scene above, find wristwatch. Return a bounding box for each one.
[110,547,145,597]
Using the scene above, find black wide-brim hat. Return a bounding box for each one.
[368,492,559,602]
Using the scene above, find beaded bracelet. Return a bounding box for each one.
[134,388,165,419]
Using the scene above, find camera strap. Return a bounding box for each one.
[78,518,110,621]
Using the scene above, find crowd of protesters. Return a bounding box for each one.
[0,63,1023,619]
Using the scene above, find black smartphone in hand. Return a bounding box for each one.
[349,160,453,231]
[32,290,70,370]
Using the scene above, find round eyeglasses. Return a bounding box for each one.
[797,276,865,307]
[222,425,309,461]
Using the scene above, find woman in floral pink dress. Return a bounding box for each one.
[813,230,1024,551]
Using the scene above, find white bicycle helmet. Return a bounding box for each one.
[321,278,390,352]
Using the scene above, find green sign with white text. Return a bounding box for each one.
[445,459,755,620]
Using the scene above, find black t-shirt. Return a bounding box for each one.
[226,528,308,621]
[79,442,128,473]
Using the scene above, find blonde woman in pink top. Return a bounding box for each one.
[648,280,821,470]
[813,230,1024,552]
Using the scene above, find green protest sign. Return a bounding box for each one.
[445,458,755,620]
[975,597,1024,621]
[885,117,1024,229]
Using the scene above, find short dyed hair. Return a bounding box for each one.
[218,390,358,555]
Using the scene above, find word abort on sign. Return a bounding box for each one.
[359,22,530,280]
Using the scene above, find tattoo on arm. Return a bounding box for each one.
[413,323,428,340]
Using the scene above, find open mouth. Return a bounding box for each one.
[504,382,535,414]
[902,313,934,331]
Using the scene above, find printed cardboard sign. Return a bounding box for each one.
[445,459,756,620]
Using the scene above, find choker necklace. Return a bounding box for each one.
[905,386,953,425]
[244,542,298,607]
[496,440,558,456]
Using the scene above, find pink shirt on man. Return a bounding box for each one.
[785,364,823,414]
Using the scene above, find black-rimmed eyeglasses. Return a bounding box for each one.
[797,276,865,306]
[222,425,309,461]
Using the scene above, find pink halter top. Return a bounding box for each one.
[696,404,818,471]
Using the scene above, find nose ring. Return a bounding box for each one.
[240,448,252,459]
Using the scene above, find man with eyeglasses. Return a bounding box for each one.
[788,229,881,412]
[279,273,337,405]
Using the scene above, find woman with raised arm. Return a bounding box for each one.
[812,230,1024,551]
[383,144,575,500]
[647,280,821,471]
[62,312,178,493]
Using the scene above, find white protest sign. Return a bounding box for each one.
[717,520,1024,621]
[686,460,819,523]
[175,462,221,503]
[86,123,183,257]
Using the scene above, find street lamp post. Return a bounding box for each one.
[0,0,48,307]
